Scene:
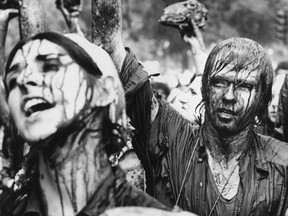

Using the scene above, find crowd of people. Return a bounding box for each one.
[0,1,288,216]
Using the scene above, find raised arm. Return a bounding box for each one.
[90,0,162,195]
[158,0,208,76]
[180,19,207,76]
[0,8,18,77]
[56,0,85,37]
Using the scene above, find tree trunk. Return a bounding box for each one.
[19,0,47,39]
[91,0,125,72]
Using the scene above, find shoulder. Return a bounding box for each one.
[258,133,288,166]
[158,99,198,134]
[120,48,150,96]
[156,100,199,149]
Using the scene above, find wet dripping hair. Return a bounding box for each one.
[4,31,102,94]
[3,32,127,156]
[201,37,273,124]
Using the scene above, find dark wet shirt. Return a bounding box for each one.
[121,48,288,215]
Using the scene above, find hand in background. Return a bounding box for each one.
[179,19,207,75]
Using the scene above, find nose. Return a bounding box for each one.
[223,84,236,103]
[16,68,44,90]
[270,94,279,110]
[272,104,278,111]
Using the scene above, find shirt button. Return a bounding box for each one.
[200,182,203,187]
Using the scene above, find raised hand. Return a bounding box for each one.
[56,0,84,36]
[180,19,205,53]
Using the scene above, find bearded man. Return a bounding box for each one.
[119,37,288,216]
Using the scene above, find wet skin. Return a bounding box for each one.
[268,73,286,123]
[207,65,260,134]
[5,39,88,143]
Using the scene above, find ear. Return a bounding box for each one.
[91,76,118,107]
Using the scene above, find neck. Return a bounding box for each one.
[203,120,253,163]
[38,112,112,214]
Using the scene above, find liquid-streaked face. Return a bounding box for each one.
[5,39,88,143]
[268,73,286,123]
[207,64,260,134]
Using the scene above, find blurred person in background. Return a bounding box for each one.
[167,73,203,123]
[256,61,288,140]
[271,62,288,125]
[276,72,288,142]
[151,82,171,100]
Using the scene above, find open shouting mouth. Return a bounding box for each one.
[23,97,54,117]
[217,108,237,120]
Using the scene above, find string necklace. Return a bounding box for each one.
[174,131,251,215]
[207,145,250,216]
[175,138,199,206]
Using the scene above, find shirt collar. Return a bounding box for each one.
[252,132,269,179]
[197,126,269,179]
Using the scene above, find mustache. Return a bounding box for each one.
[217,107,237,114]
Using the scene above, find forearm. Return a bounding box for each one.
[0,9,18,76]
[0,22,8,78]
[182,24,207,75]
[190,47,207,75]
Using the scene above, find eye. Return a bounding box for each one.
[190,89,197,95]
[236,83,254,91]
[6,78,17,91]
[211,79,229,88]
[43,59,60,72]
[5,71,19,91]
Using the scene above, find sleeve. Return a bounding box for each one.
[113,166,170,210]
[118,48,198,198]
[119,48,158,195]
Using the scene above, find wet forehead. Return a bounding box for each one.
[212,64,259,83]
[10,39,67,66]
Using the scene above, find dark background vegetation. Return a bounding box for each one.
[5,0,288,73]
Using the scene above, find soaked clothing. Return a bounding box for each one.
[120,48,288,215]
[255,114,283,141]
[0,165,168,216]
[119,48,155,195]
[0,107,168,216]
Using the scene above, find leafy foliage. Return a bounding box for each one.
[5,0,288,69]
[120,0,286,66]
